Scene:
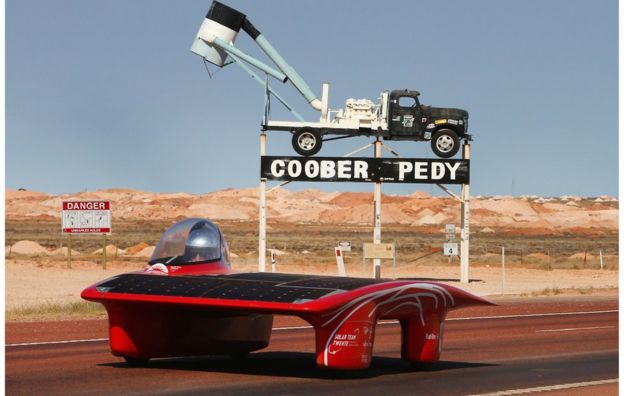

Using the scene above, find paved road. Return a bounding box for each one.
[6,296,618,395]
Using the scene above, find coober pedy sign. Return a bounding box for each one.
[62,201,112,234]
[261,156,469,184]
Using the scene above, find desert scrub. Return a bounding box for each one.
[6,301,106,321]
[531,287,561,297]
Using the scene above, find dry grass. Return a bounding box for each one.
[530,287,562,297]
[6,301,106,321]
[5,219,618,271]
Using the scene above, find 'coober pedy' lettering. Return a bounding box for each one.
[261,156,468,184]
[397,161,461,181]
[270,159,369,180]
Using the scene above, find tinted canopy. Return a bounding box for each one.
[150,218,222,265]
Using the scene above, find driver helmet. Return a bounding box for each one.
[183,222,221,263]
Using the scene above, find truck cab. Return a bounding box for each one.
[387,89,469,158]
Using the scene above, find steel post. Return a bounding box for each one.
[102,234,107,270]
[67,234,72,269]
[460,143,471,283]
[259,131,267,272]
[373,139,382,279]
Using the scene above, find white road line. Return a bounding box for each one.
[447,309,618,321]
[467,378,618,395]
[6,338,108,347]
[536,325,615,333]
[6,309,618,348]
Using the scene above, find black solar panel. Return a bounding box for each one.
[95,273,383,304]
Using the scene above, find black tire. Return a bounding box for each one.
[431,129,460,158]
[292,128,322,156]
[123,356,150,367]
[229,351,250,361]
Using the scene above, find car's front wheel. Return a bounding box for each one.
[431,129,460,158]
[292,128,322,156]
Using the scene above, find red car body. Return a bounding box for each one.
[82,219,491,370]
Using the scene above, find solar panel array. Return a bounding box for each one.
[96,273,384,303]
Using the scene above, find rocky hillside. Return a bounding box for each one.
[5,188,618,235]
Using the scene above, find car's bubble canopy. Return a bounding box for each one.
[149,218,222,265]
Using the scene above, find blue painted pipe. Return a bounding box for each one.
[209,36,288,83]
[254,35,321,111]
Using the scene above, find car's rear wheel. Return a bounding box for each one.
[123,356,150,367]
[431,129,460,158]
[229,351,250,361]
[292,128,322,156]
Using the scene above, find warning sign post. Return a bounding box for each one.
[62,201,112,269]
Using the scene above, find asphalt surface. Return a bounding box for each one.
[6,295,618,395]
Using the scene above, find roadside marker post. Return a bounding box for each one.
[599,250,603,270]
[501,246,506,296]
[271,249,277,273]
[334,247,346,277]
[270,249,277,273]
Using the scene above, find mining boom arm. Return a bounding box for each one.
[191,1,470,159]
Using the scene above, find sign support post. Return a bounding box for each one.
[102,234,107,270]
[373,138,382,279]
[460,142,471,283]
[259,131,267,272]
[67,234,72,269]
[258,137,471,280]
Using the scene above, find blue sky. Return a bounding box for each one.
[6,0,618,196]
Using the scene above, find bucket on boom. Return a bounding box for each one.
[191,1,246,67]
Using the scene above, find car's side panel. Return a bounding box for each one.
[82,274,491,369]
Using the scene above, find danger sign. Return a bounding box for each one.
[62,201,111,234]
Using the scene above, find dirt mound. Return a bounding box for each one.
[49,247,81,256]
[125,242,150,255]
[10,241,49,256]
[4,187,618,235]
[92,245,125,255]
[409,191,431,198]
[6,189,48,200]
[133,246,155,258]
[569,252,596,261]
[526,253,550,260]
[328,192,373,207]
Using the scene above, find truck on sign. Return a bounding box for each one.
[62,201,111,234]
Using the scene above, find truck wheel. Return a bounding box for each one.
[431,129,459,158]
[123,356,150,367]
[292,128,322,156]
